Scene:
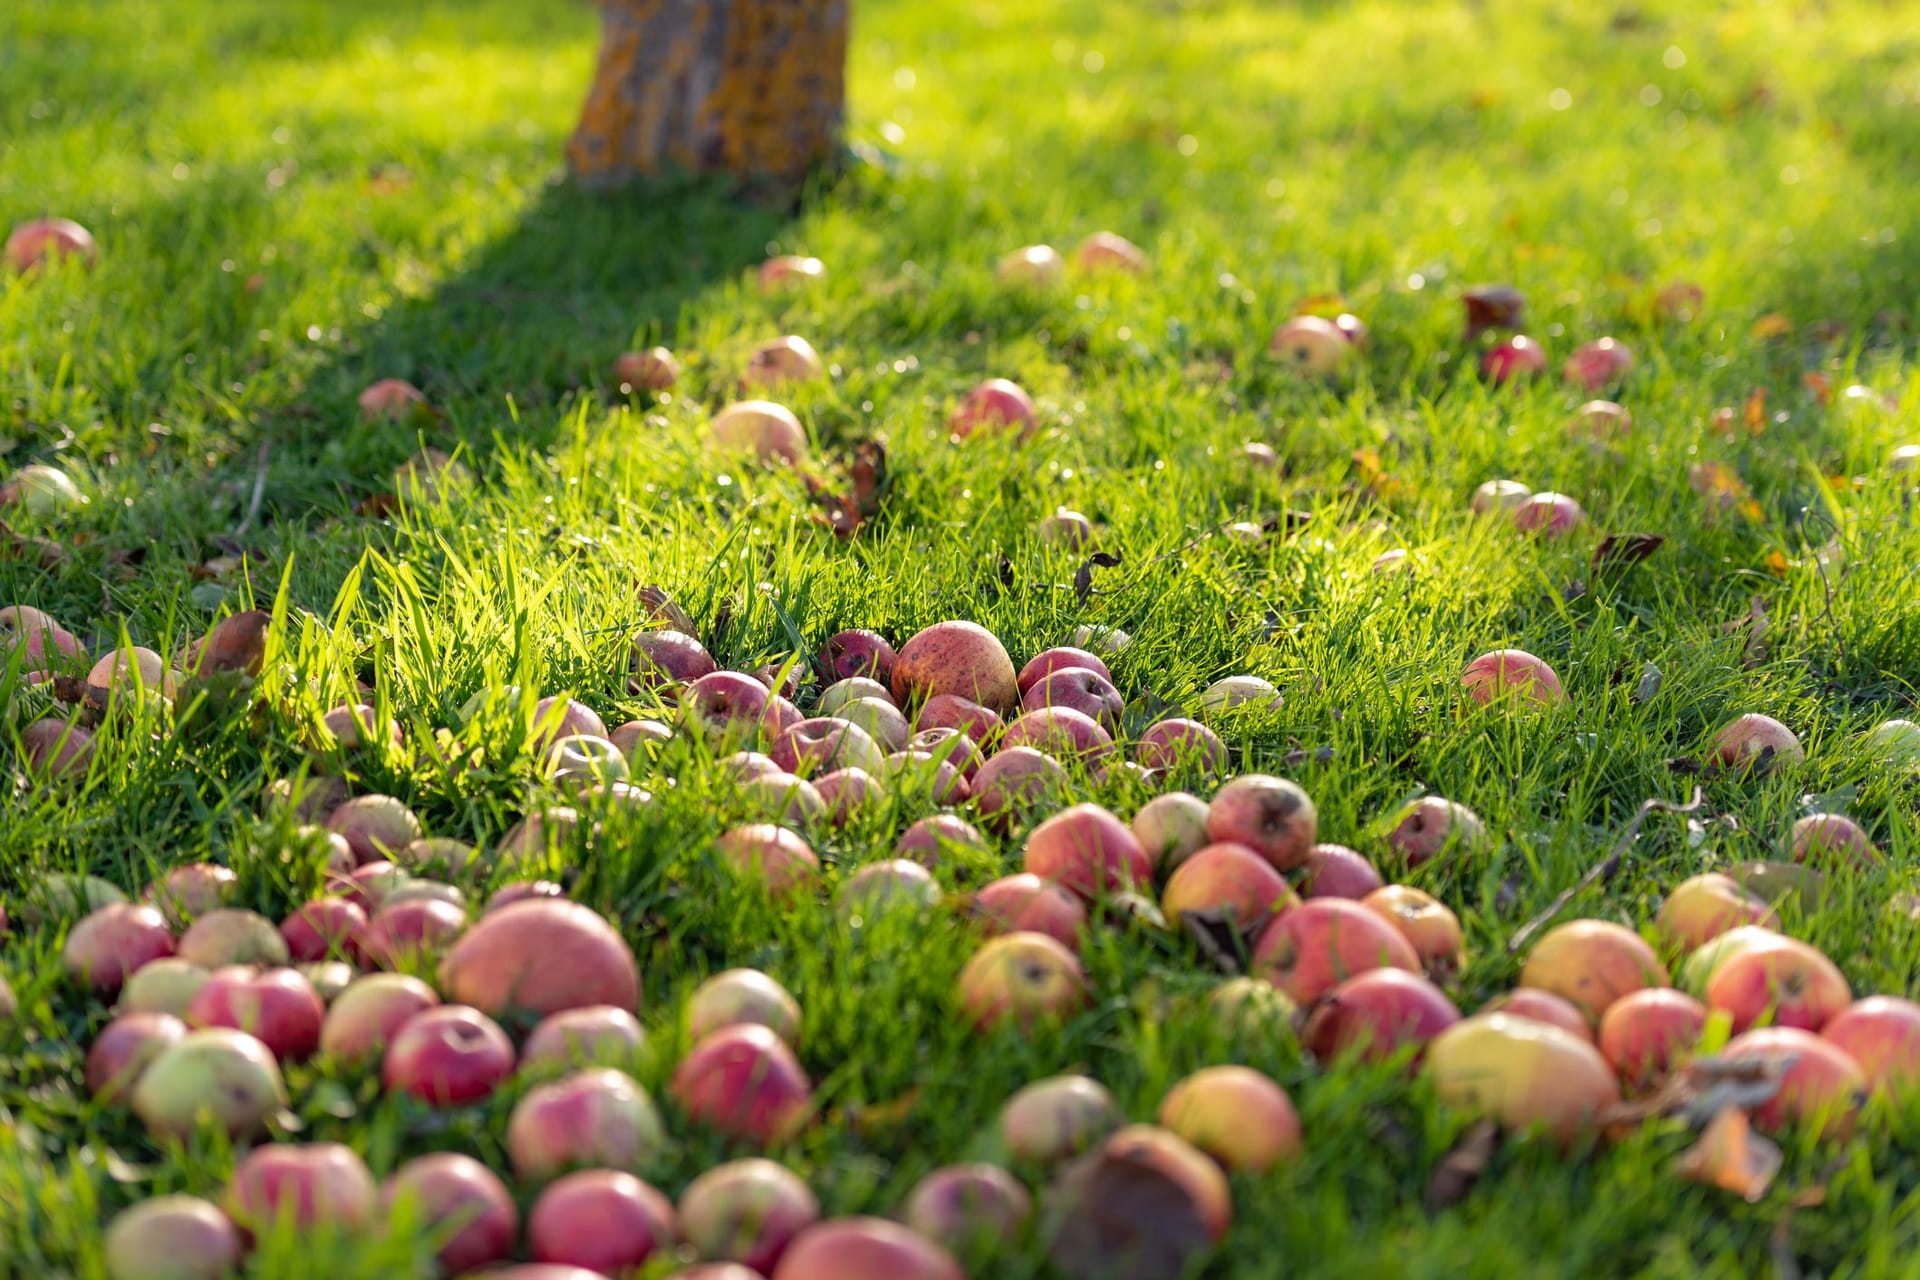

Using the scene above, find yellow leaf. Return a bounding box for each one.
[1764,551,1790,576]
[1750,314,1792,340]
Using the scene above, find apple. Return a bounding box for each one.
[1597,988,1707,1088]
[1424,1013,1620,1142]
[333,862,409,914]
[903,1163,1032,1251]
[325,796,423,865]
[86,1012,187,1102]
[439,899,640,1018]
[1197,675,1285,718]
[1131,792,1212,874]
[906,727,984,781]
[1043,1127,1229,1279]
[957,932,1088,1029]
[1136,719,1227,773]
[1570,399,1632,440]
[1095,1125,1232,1239]
[1206,774,1316,870]
[5,217,97,271]
[279,898,368,963]
[999,1075,1119,1164]
[970,747,1069,825]
[1518,919,1667,1023]
[770,717,885,776]
[997,243,1064,286]
[897,813,990,866]
[711,399,807,464]
[186,967,325,1061]
[227,1142,376,1235]
[672,1023,814,1143]
[320,973,439,1063]
[681,671,773,743]
[1471,478,1533,515]
[1303,967,1460,1064]
[1460,648,1564,708]
[999,706,1113,762]
[507,1066,666,1179]
[86,647,178,707]
[1708,713,1804,769]
[1037,509,1093,547]
[1657,873,1774,952]
[520,1005,646,1073]
[969,874,1087,950]
[0,603,82,662]
[1865,718,1920,766]
[19,718,95,778]
[948,378,1036,439]
[1510,491,1585,536]
[892,621,1019,713]
[1654,280,1704,321]
[1482,335,1547,383]
[383,1005,516,1105]
[358,378,425,421]
[1022,666,1123,730]
[528,1169,679,1273]
[381,1153,517,1274]
[838,859,941,918]
[1679,925,1789,994]
[1382,796,1487,865]
[716,823,822,898]
[1718,1027,1864,1137]
[1703,933,1850,1032]
[1361,885,1465,978]
[119,958,212,1018]
[103,1196,241,1280]
[358,897,466,969]
[1268,315,1351,374]
[758,254,825,290]
[613,346,678,392]
[1017,647,1112,693]
[488,880,566,912]
[820,629,896,684]
[774,1217,964,1280]
[1563,338,1633,391]
[819,678,890,717]
[679,1158,819,1273]
[1210,976,1299,1037]
[744,335,826,388]
[1334,313,1369,345]
[1481,988,1595,1041]
[63,903,174,994]
[832,696,910,754]
[1073,230,1147,274]
[610,718,674,763]
[144,863,237,927]
[1161,842,1297,932]
[631,629,715,691]
[1158,1065,1301,1172]
[914,693,1002,744]
[22,872,126,925]
[1821,996,1920,1094]
[1300,843,1384,899]
[1371,548,1410,575]
[132,1029,287,1139]
[1788,813,1878,866]
[1253,898,1420,1004]
[1023,803,1153,899]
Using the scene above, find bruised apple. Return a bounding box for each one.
[1205,774,1317,870]
[1000,1075,1119,1164]
[957,932,1087,1030]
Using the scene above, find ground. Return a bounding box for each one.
[3,0,1920,1275]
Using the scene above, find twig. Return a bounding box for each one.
[1507,787,1705,954]
[232,441,271,538]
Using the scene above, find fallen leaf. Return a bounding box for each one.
[1592,533,1665,574]
[1631,662,1663,704]
[1461,284,1525,339]
[1674,1108,1782,1202]
[1750,314,1792,341]
[1763,550,1791,576]
[1743,387,1768,434]
[1802,372,1833,405]
[1425,1120,1501,1212]
[638,585,697,635]
[1072,552,1124,605]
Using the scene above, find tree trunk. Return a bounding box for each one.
[568,0,849,193]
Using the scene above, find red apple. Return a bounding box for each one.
[19,717,95,778]
[487,879,566,912]
[1424,1013,1620,1142]
[1821,996,1920,1094]
[358,378,425,421]
[1704,933,1850,1032]
[820,629,896,684]
[1709,713,1804,769]
[1253,898,1420,1004]
[381,1153,518,1274]
[913,694,1002,746]
[1563,337,1633,391]
[1597,988,1707,1088]
[771,717,886,776]
[948,378,1037,440]
[5,217,97,271]
[632,629,716,690]
[325,796,423,865]
[1481,988,1594,1042]
[528,1169,679,1273]
[508,1066,667,1179]
[897,813,989,865]
[892,621,1018,713]
[144,863,238,927]
[999,1075,1119,1163]
[1657,873,1773,952]
[1788,813,1878,866]
[439,899,640,1018]
[1303,967,1460,1064]
[1136,718,1227,773]
[522,1004,647,1071]
[838,859,941,917]
[320,973,439,1063]
[357,897,466,969]
[1023,803,1152,899]
[1073,230,1147,274]
[969,874,1087,951]
[712,400,808,464]
[382,1005,516,1106]
[1510,491,1585,536]
[1130,792,1212,874]
[1382,796,1487,865]
[1161,842,1297,932]
[758,255,825,290]
[679,1158,819,1274]
[279,898,367,963]
[1158,1065,1301,1171]
[613,346,678,392]
[1037,509,1093,547]
[682,671,773,743]
[226,1142,376,1235]
[1461,648,1564,708]
[1269,315,1351,375]
[672,1023,814,1144]
[1022,667,1124,731]
[775,1216,963,1280]
[63,903,174,994]
[104,1196,241,1280]
[957,932,1088,1029]
[715,823,821,898]
[1718,1027,1864,1137]
[999,706,1113,762]
[1362,884,1466,978]
[903,1164,1032,1251]
[970,747,1068,825]
[1518,919,1667,1024]
[1017,647,1113,693]
[86,1012,187,1102]
[744,335,826,388]
[1482,335,1547,383]
[185,967,325,1061]
[1206,774,1317,870]
[1300,843,1383,899]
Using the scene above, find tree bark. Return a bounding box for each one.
[568,0,849,193]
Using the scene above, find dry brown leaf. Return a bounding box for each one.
[1426,1120,1501,1212]
[1674,1107,1781,1202]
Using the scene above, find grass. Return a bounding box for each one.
[3,0,1920,1274]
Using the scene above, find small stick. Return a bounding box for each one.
[1507,787,1705,954]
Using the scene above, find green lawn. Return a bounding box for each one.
[4,0,1920,1275]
